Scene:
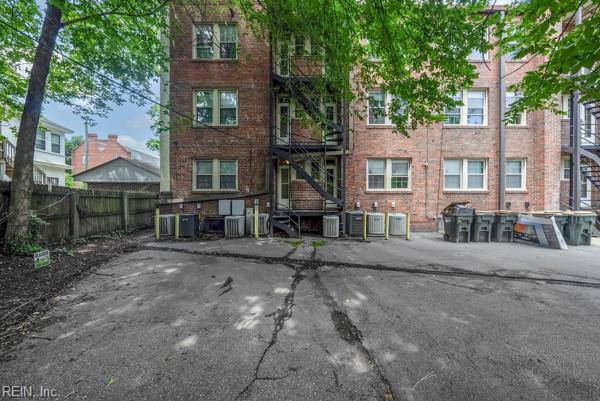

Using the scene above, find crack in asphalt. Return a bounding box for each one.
[309,271,398,401]
[144,245,600,289]
[235,268,304,400]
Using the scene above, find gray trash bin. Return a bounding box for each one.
[442,202,475,243]
[492,211,518,242]
[471,211,494,242]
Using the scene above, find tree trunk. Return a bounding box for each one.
[3,3,62,253]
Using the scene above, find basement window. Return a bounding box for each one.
[193,159,238,191]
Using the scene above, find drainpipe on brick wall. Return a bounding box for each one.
[571,7,583,211]
[159,11,171,193]
[498,10,506,210]
[268,35,275,236]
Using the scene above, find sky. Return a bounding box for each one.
[42,82,159,157]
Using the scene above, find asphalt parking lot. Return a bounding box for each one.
[1,234,599,400]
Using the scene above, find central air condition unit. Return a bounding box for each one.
[248,213,270,236]
[323,215,340,238]
[345,211,364,237]
[179,214,199,237]
[389,213,407,236]
[367,213,385,236]
[159,214,175,236]
[225,215,245,238]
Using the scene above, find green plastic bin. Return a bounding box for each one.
[471,211,495,242]
[492,211,518,242]
[564,211,596,246]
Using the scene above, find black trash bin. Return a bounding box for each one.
[492,211,518,242]
[442,202,475,243]
[471,211,495,242]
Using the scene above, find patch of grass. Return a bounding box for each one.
[311,240,326,248]
[106,376,116,386]
[286,240,303,249]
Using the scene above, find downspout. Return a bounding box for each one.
[498,10,506,210]
[571,6,583,210]
[159,9,171,193]
[268,34,275,236]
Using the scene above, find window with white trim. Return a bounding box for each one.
[561,157,571,181]
[194,90,237,126]
[367,159,411,191]
[194,24,237,60]
[444,159,487,191]
[444,90,487,125]
[506,159,526,190]
[193,159,238,191]
[51,133,61,154]
[35,131,46,151]
[506,92,526,125]
[367,91,405,125]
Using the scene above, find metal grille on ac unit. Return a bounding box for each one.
[159,214,175,236]
[367,213,385,236]
[225,216,245,238]
[389,213,407,236]
[323,215,340,238]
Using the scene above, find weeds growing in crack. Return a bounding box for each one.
[235,269,304,400]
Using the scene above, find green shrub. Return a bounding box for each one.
[7,213,47,256]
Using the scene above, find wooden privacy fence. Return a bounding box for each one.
[0,181,157,244]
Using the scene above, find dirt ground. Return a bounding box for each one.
[0,230,154,358]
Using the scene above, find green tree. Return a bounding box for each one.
[495,1,600,118]
[238,0,489,132]
[65,135,83,166]
[0,0,169,252]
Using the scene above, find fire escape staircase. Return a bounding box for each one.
[272,73,344,208]
[271,70,345,237]
[580,101,600,194]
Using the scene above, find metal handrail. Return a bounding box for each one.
[272,202,301,235]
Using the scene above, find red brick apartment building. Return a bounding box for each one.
[159,4,599,234]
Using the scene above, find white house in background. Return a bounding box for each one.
[0,117,73,186]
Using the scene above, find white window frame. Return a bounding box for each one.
[367,91,404,126]
[561,157,571,181]
[506,92,526,125]
[193,89,238,126]
[366,159,411,192]
[50,133,61,154]
[443,159,488,192]
[35,130,46,151]
[193,23,238,60]
[560,94,571,118]
[192,159,238,192]
[444,89,488,126]
[505,159,526,191]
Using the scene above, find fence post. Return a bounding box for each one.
[175,213,180,239]
[384,211,389,240]
[154,208,160,240]
[362,210,367,241]
[121,192,129,232]
[69,190,80,241]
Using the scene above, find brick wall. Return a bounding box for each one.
[72,134,130,175]
[346,55,563,231]
[168,4,270,209]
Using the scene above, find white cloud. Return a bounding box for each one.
[124,113,152,130]
[117,135,158,157]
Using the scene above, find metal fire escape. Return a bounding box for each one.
[269,45,346,237]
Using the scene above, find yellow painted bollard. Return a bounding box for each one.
[154,208,160,240]
[175,213,180,240]
[405,213,411,241]
[254,206,259,239]
[362,210,367,241]
[384,211,389,240]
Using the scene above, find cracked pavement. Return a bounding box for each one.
[1,236,600,400]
